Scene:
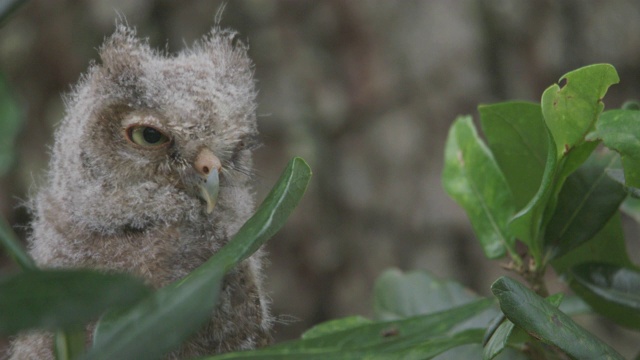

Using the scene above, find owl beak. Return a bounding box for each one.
[194,148,221,214]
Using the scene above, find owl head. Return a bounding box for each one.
[43,24,259,236]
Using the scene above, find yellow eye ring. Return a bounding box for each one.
[125,125,170,148]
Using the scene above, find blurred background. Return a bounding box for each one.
[1,0,639,357]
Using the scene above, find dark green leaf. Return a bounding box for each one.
[589,109,640,187]
[482,318,515,360]
[508,127,557,259]
[0,270,150,336]
[569,263,640,329]
[479,102,548,210]
[552,213,631,275]
[442,116,515,259]
[483,293,564,360]
[86,158,312,360]
[492,276,624,359]
[545,153,627,259]
[541,64,618,158]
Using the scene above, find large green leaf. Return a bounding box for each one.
[492,276,623,359]
[205,300,493,360]
[478,102,548,210]
[373,269,486,321]
[552,213,631,275]
[544,153,627,259]
[541,64,619,159]
[84,157,312,360]
[442,116,515,259]
[589,109,640,187]
[508,127,557,259]
[0,270,150,335]
[569,262,640,329]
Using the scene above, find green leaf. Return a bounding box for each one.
[541,63,619,159]
[302,316,371,340]
[55,328,85,360]
[589,109,640,187]
[373,269,487,321]
[0,215,36,270]
[0,74,22,176]
[483,293,565,360]
[569,262,640,330]
[492,276,624,360]
[206,300,493,360]
[508,127,557,258]
[85,158,312,360]
[552,213,631,275]
[0,270,150,336]
[482,319,515,360]
[545,153,627,259]
[479,102,548,210]
[443,116,515,259]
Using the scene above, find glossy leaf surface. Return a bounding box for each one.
[545,154,627,259]
[479,102,548,210]
[443,116,515,259]
[492,276,623,360]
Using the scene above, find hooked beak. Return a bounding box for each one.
[194,148,222,214]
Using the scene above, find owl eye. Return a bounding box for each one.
[126,125,170,148]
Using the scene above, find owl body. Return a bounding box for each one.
[9,25,271,359]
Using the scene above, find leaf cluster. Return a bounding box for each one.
[443,64,640,358]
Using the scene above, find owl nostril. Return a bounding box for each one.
[194,148,221,177]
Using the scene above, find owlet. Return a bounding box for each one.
[8,24,272,359]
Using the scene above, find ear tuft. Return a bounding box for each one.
[99,24,150,80]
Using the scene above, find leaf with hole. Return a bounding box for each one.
[541,63,618,158]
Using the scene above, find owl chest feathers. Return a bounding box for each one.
[31,191,226,288]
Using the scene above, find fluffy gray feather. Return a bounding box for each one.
[9,24,272,359]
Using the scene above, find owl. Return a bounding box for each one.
[8,24,272,359]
